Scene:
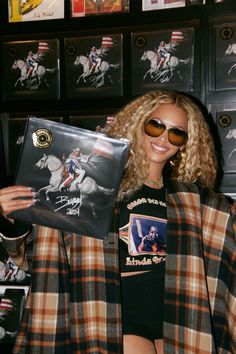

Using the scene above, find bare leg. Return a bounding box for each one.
[123,335,157,354]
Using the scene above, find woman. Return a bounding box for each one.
[0,90,235,353]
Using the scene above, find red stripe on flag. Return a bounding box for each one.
[0,298,13,311]
[102,37,113,48]
[171,31,184,42]
[38,42,50,52]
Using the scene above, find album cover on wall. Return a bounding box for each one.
[10,117,129,239]
[142,0,185,11]
[64,34,123,98]
[71,0,129,17]
[8,0,64,22]
[216,110,236,173]
[131,27,194,95]
[0,288,26,343]
[211,20,236,90]
[2,39,60,102]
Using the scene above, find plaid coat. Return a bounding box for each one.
[1,181,235,353]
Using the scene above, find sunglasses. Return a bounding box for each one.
[144,119,188,147]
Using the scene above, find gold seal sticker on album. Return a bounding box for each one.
[218,114,232,128]
[32,128,53,149]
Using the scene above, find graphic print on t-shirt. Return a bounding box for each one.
[120,213,166,257]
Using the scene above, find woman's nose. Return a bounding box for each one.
[159,129,169,142]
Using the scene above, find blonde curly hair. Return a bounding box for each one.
[104,90,217,200]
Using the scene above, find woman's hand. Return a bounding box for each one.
[0,186,35,217]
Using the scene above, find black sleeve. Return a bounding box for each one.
[0,214,31,238]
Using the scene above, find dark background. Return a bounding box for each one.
[0,2,236,352]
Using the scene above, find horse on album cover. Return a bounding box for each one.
[12,59,55,90]
[34,153,113,217]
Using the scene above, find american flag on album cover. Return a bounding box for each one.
[10,117,129,239]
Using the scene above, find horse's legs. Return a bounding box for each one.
[143,68,156,80]
[107,75,113,85]
[45,185,61,201]
[15,78,21,87]
[229,148,236,159]
[96,73,105,87]
[177,70,183,80]
[228,63,236,75]
[15,77,25,87]
[77,72,90,84]
[43,78,50,87]
[36,76,42,89]
[77,73,83,84]
[143,69,151,80]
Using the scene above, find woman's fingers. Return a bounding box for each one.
[0,186,35,216]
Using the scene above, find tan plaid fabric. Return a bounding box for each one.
[1,181,235,353]
[164,183,236,353]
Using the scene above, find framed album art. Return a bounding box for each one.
[208,102,236,196]
[142,0,185,11]
[216,110,236,174]
[7,116,63,177]
[131,27,195,95]
[70,0,129,17]
[2,39,60,102]
[8,0,65,22]
[209,18,236,91]
[64,34,123,98]
[0,288,27,344]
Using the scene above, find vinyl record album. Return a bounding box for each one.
[0,288,26,343]
[10,117,129,239]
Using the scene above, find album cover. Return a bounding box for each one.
[8,0,64,22]
[71,0,129,17]
[213,21,236,90]
[217,110,236,173]
[0,288,26,343]
[64,34,123,98]
[142,0,185,11]
[131,27,194,94]
[10,117,129,239]
[2,39,60,101]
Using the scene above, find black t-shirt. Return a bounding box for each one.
[119,184,167,273]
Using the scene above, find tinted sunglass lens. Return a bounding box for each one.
[144,120,165,137]
[169,128,188,146]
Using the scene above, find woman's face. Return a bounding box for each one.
[142,103,188,171]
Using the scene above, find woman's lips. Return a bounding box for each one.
[151,142,168,153]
